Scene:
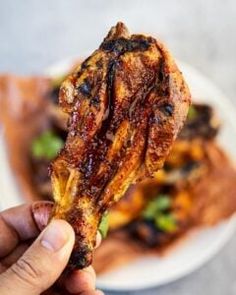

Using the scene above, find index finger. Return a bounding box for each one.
[0,201,53,257]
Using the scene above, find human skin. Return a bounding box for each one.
[0,201,103,295]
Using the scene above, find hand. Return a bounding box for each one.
[0,201,103,295]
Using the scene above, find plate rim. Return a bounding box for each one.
[96,217,236,291]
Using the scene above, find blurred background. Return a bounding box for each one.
[0,0,236,294]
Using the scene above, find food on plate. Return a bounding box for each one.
[0,75,51,201]
[93,104,236,273]
[50,22,190,269]
[0,25,235,275]
[107,103,221,231]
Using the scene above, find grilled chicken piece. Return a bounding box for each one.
[50,22,191,269]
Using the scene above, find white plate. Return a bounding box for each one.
[0,58,236,292]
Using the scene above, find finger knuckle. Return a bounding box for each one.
[11,257,42,285]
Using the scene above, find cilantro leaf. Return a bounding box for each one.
[31,130,63,160]
[187,105,198,120]
[142,195,171,219]
[142,195,178,233]
[155,213,177,233]
[98,212,109,238]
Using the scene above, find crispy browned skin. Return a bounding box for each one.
[50,22,191,269]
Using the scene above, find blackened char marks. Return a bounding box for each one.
[155,58,170,98]
[100,37,150,54]
[99,60,117,135]
[81,46,162,201]
[79,35,153,187]
[89,95,100,107]
[79,59,118,194]
[77,79,92,96]
[160,104,174,116]
[81,55,92,70]
[69,245,91,269]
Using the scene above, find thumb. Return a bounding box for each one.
[0,219,75,295]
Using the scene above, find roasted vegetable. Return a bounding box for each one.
[180,104,220,139]
[50,22,190,269]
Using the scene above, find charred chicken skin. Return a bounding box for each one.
[50,22,191,269]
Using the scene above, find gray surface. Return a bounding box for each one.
[0,0,236,294]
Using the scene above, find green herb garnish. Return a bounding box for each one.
[187,105,198,120]
[155,213,177,233]
[142,194,177,233]
[142,195,171,219]
[98,212,109,238]
[31,130,64,160]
